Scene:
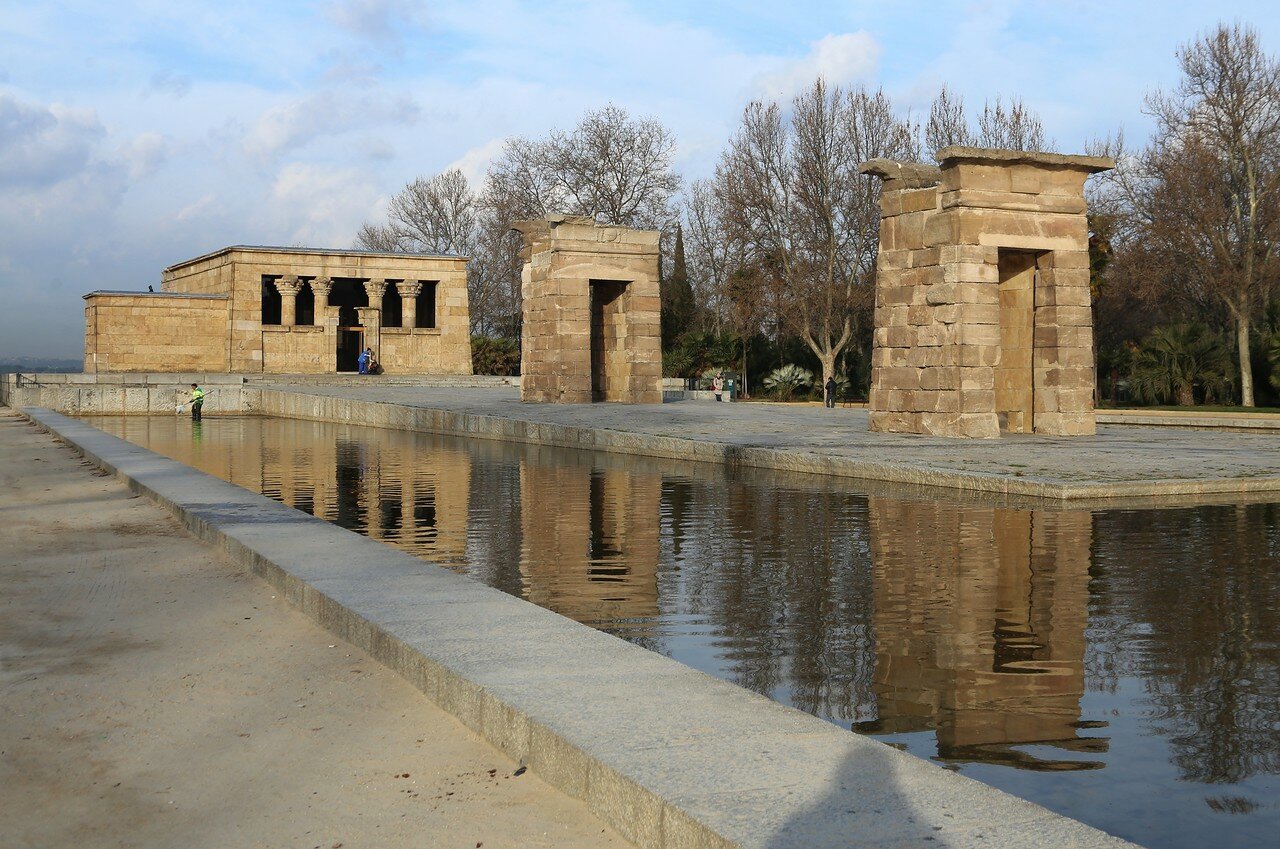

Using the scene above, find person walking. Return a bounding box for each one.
[713,373,725,402]
[357,347,370,375]
[189,383,205,421]
[825,375,837,408]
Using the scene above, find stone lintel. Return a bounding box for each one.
[859,159,942,188]
[936,146,1114,174]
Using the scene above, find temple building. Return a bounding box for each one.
[83,246,472,374]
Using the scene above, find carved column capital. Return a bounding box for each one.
[394,279,422,298]
[310,276,333,301]
[363,278,388,301]
[273,274,302,296]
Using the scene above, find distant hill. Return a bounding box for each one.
[0,357,82,374]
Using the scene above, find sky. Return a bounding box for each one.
[3,0,1280,359]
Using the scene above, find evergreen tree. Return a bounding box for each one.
[661,223,697,348]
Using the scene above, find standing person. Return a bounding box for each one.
[825,375,837,408]
[357,347,370,375]
[713,373,724,402]
[189,383,205,421]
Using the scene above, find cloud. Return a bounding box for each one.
[243,90,422,160]
[119,132,170,180]
[446,138,506,186]
[326,0,426,48]
[754,31,881,101]
[0,93,105,189]
[267,163,383,246]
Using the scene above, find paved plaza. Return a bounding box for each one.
[261,385,1280,500]
[0,411,629,849]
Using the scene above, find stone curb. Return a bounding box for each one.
[22,408,1138,849]
[253,388,1280,501]
[1097,411,1280,431]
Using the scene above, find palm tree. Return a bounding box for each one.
[762,364,814,401]
[1127,323,1235,406]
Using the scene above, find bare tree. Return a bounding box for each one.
[357,106,681,338]
[976,96,1052,151]
[683,179,735,335]
[926,85,973,153]
[715,79,919,387]
[357,168,478,255]
[485,104,680,230]
[1106,24,1280,406]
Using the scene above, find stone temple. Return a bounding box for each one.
[512,216,662,404]
[860,147,1113,438]
[83,246,472,375]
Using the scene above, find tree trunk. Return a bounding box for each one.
[818,351,837,387]
[1176,384,1195,407]
[1237,313,1255,407]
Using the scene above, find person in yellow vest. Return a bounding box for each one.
[189,383,205,421]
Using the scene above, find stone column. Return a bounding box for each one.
[395,279,422,328]
[363,278,387,305]
[310,276,332,308]
[275,275,302,326]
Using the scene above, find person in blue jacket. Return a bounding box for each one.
[357,347,370,375]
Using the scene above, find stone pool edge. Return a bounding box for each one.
[23,407,1139,849]
[251,387,1280,501]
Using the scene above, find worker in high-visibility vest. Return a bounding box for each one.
[189,383,205,421]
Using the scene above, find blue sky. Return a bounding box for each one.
[3,0,1279,359]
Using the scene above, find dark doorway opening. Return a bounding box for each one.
[297,283,315,326]
[329,279,368,328]
[382,285,402,328]
[416,282,437,328]
[261,278,282,325]
[590,280,628,402]
[337,328,364,372]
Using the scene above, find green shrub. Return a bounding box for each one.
[762,364,814,401]
[471,335,521,376]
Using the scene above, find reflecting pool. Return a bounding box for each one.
[92,415,1280,849]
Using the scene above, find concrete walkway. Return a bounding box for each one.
[0,410,629,849]
[257,385,1280,499]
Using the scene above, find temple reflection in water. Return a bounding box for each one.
[860,499,1105,770]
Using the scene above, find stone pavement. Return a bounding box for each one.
[0,410,629,849]
[258,385,1280,500]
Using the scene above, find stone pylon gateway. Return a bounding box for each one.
[861,147,1113,438]
[512,215,662,404]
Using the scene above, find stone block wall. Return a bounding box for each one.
[84,246,473,375]
[862,148,1112,438]
[514,216,662,404]
[84,293,230,373]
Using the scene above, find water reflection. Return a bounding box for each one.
[88,415,1279,849]
[860,501,1105,771]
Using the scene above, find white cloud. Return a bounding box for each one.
[243,90,422,161]
[0,94,105,188]
[326,0,427,48]
[119,132,170,180]
[754,32,881,101]
[266,163,383,247]
[446,138,506,186]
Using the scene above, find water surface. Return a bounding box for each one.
[92,415,1280,849]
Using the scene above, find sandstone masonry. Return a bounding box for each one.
[83,246,472,375]
[512,216,662,404]
[861,147,1113,438]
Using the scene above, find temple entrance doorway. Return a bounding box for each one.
[996,251,1040,434]
[337,328,364,372]
[590,280,629,402]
